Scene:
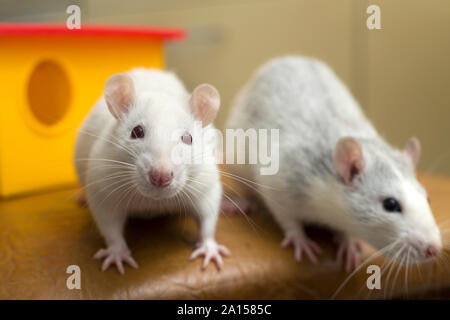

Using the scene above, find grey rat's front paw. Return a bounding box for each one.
[281,233,322,264]
[334,233,362,272]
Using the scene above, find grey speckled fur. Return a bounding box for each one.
[226,56,441,263]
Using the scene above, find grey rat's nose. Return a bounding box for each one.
[150,169,173,187]
[425,245,439,258]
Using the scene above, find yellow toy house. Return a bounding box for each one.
[0,23,184,198]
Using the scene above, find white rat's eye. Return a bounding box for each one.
[181,132,192,145]
[383,197,402,213]
[131,125,145,139]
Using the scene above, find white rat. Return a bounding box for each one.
[74,68,229,274]
[226,56,442,271]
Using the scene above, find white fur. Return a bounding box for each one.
[74,68,227,272]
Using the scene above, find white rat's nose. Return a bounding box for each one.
[150,169,173,187]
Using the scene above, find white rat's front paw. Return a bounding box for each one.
[94,244,139,274]
[190,239,230,270]
[334,233,362,272]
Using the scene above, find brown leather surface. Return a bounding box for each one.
[1,173,449,299]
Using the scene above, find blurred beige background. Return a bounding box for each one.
[2,0,449,175]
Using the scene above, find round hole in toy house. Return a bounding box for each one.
[27,60,71,126]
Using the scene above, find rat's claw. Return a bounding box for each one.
[281,234,322,264]
[94,248,108,259]
[123,255,139,269]
[217,244,231,256]
[335,234,362,272]
[94,245,138,274]
[190,240,230,271]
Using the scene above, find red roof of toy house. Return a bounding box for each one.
[0,23,185,40]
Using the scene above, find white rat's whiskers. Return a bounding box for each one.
[194,169,288,222]
[217,170,282,191]
[74,158,136,169]
[185,176,264,236]
[78,129,139,160]
[121,182,141,214]
[97,177,137,208]
[174,190,190,232]
[81,171,135,189]
[66,169,135,203]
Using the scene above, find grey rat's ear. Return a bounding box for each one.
[189,84,220,127]
[333,137,365,185]
[104,73,136,119]
[403,136,421,167]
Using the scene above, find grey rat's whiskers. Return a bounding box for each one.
[383,244,406,299]
[389,254,407,299]
[404,248,411,299]
[356,255,391,299]
[371,254,401,300]
[415,257,423,281]
[378,256,398,300]
[331,240,400,300]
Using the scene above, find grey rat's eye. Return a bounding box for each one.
[383,198,402,213]
[131,125,145,139]
[181,132,192,145]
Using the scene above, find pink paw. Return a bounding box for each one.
[94,245,139,274]
[220,197,252,215]
[190,239,230,270]
[282,234,322,264]
[335,234,362,272]
[75,189,87,207]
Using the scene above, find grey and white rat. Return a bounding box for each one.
[225,56,442,271]
[74,68,229,274]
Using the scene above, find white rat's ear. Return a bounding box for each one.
[403,136,421,167]
[189,84,220,127]
[104,73,136,119]
[333,137,365,185]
